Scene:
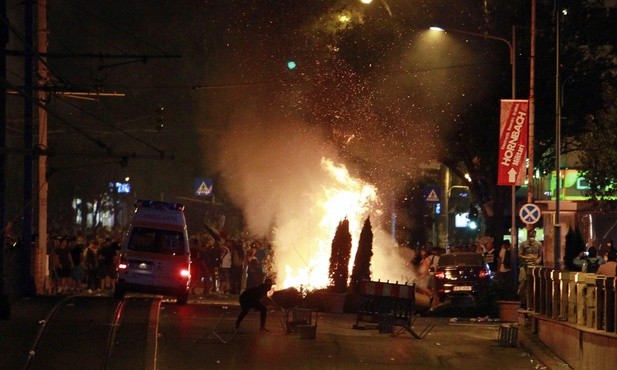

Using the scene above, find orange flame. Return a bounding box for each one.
[277,158,380,289]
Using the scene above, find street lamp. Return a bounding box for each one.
[359,0,393,18]
[430,26,517,249]
[429,26,515,99]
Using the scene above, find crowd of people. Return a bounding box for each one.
[29,227,275,297]
[47,234,122,294]
[188,234,274,297]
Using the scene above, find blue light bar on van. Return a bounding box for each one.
[135,199,185,211]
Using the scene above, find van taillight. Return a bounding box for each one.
[118,258,128,271]
[435,271,445,279]
[479,269,490,279]
[180,267,190,278]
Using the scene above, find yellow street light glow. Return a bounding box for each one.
[339,14,351,23]
[360,0,372,4]
[429,27,445,32]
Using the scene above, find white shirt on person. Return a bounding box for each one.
[220,245,232,269]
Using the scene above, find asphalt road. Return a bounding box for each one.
[1,294,550,370]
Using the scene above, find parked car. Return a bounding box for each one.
[433,252,492,303]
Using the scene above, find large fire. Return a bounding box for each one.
[275,157,411,290]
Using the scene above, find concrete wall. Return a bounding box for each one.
[533,314,617,370]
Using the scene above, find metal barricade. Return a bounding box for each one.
[568,272,578,323]
[576,272,588,326]
[585,274,601,329]
[530,267,539,312]
[559,271,569,321]
[550,269,560,320]
[352,280,434,339]
[527,268,617,334]
[541,268,550,315]
[606,276,616,333]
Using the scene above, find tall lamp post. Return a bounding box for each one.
[430,26,515,99]
[430,26,517,248]
[554,0,562,270]
[359,0,393,18]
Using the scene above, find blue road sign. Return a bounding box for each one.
[519,203,541,224]
[195,178,213,197]
[423,186,441,203]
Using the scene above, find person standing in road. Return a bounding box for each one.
[203,239,222,295]
[84,240,100,292]
[98,238,118,292]
[189,237,205,295]
[480,236,497,273]
[55,236,74,294]
[245,244,264,289]
[230,240,245,294]
[69,236,86,293]
[518,229,542,307]
[218,239,232,296]
[234,278,274,332]
[497,239,514,281]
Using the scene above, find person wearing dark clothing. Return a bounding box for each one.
[230,241,245,294]
[245,246,265,289]
[203,242,222,294]
[70,238,86,291]
[235,278,274,331]
[84,240,100,291]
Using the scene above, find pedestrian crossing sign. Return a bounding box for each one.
[423,186,441,203]
[194,178,213,197]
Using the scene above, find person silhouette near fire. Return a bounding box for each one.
[235,278,274,332]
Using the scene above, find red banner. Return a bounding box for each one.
[498,100,529,186]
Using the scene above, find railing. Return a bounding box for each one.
[527,266,617,333]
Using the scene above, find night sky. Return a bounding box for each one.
[3,0,514,234]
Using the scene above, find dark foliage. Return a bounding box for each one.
[329,218,352,294]
[564,226,586,271]
[350,217,373,293]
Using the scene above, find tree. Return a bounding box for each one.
[350,217,373,293]
[564,226,586,271]
[329,218,352,294]
[579,101,617,207]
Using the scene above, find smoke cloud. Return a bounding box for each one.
[213,109,414,288]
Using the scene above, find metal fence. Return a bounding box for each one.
[528,266,616,333]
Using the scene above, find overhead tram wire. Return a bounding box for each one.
[0,13,71,87]
[1,5,177,160]
[0,76,172,162]
[53,93,166,157]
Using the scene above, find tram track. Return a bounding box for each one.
[23,295,160,370]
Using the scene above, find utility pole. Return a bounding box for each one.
[20,0,35,298]
[1,0,11,319]
[527,0,536,207]
[36,0,48,294]
[554,0,562,271]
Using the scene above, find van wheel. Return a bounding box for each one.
[177,292,188,305]
[114,284,125,300]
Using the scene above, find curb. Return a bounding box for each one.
[518,326,572,370]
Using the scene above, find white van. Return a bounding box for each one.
[114,200,191,304]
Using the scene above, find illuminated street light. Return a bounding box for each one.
[429,26,515,99]
[359,0,393,18]
[431,25,519,251]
